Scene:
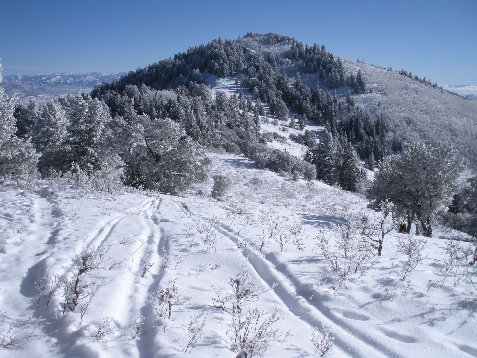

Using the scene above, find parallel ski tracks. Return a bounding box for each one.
[204,215,404,358]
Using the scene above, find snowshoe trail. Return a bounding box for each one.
[136,197,172,358]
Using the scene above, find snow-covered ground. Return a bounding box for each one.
[1,151,476,357]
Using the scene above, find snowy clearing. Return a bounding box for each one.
[1,152,476,358]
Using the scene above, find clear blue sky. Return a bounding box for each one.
[1,0,476,85]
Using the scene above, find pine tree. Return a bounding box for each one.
[338,140,364,191]
[62,96,111,173]
[308,129,338,185]
[0,65,38,181]
[355,70,366,93]
[32,101,69,174]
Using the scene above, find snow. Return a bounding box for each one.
[205,75,244,98]
[2,72,476,357]
[1,152,476,357]
[2,48,477,357]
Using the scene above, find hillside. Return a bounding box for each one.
[92,33,477,170]
[1,33,477,357]
[343,60,477,168]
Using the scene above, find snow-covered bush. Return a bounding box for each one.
[397,234,426,287]
[245,141,315,180]
[182,312,206,353]
[151,280,185,332]
[360,203,394,256]
[62,246,110,321]
[429,240,477,296]
[212,174,232,200]
[122,117,209,194]
[317,218,376,290]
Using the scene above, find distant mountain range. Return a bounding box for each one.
[2,72,124,101]
[442,85,477,100]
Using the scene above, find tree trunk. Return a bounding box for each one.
[377,239,383,256]
[406,212,412,234]
[420,218,432,237]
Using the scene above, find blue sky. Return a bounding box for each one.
[1,0,476,85]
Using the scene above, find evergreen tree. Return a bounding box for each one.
[0,65,38,181]
[307,129,338,185]
[61,96,112,173]
[32,101,69,174]
[122,117,209,194]
[338,140,364,191]
[355,70,366,93]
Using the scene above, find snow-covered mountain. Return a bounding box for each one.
[1,33,476,358]
[2,72,124,102]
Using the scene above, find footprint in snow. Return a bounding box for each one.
[380,328,418,343]
[341,310,370,321]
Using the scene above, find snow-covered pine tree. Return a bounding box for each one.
[338,140,364,192]
[61,95,111,173]
[0,65,38,182]
[32,101,69,175]
[308,129,338,186]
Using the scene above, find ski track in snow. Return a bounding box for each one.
[13,193,169,357]
[2,176,476,357]
[193,213,402,358]
[136,197,171,358]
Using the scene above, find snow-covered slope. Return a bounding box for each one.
[343,60,477,168]
[1,151,476,357]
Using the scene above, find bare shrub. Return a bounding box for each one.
[182,312,206,353]
[35,275,58,309]
[213,272,287,357]
[317,222,376,291]
[62,246,110,320]
[429,240,477,294]
[0,315,39,350]
[91,318,114,343]
[0,322,19,350]
[152,280,185,332]
[140,257,154,278]
[360,203,394,256]
[311,325,335,357]
[197,223,218,252]
[397,235,426,287]
[259,212,304,252]
[130,315,145,341]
